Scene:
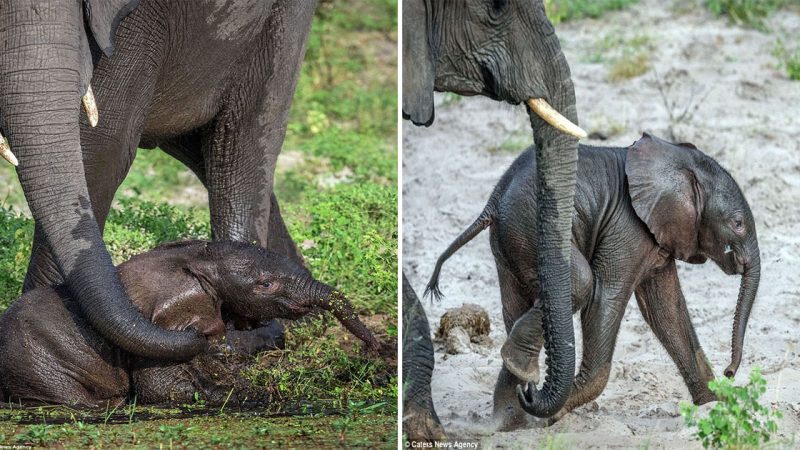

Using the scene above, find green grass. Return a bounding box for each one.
[583,32,653,82]
[705,0,786,30]
[0,0,397,446]
[0,411,396,448]
[545,0,640,23]
[774,39,800,80]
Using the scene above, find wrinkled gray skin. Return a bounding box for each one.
[402,275,446,443]
[427,134,761,428]
[0,240,379,407]
[0,0,315,361]
[403,0,581,425]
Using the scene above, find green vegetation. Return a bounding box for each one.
[584,32,653,82]
[774,39,800,80]
[681,368,783,449]
[705,0,786,30]
[545,0,640,23]
[0,412,396,448]
[0,0,397,447]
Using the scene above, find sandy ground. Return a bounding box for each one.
[402,1,800,448]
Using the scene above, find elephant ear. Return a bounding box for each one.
[402,0,435,127]
[626,133,706,262]
[184,244,220,300]
[84,0,141,56]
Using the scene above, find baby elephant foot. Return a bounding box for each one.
[493,367,530,432]
[501,307,542,382]
[500,340,540,384]
[691,387,717,405]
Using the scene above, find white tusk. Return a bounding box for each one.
[724,245,733,254]
[82,85,99,127]
[526,98,588,139]
[0,132,18,166]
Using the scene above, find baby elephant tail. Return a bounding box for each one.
[424,208,494,301]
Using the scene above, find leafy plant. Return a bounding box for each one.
[774,39,800,81]
[157,423,194,444]
[681,368,782,449]
[14,424,58,446]
[705,0,785,30]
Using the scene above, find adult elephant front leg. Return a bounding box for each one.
[0,0,206,360]
[205,2,314,265]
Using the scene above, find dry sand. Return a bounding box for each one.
[402,1,800,448]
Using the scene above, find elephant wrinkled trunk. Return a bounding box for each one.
[308,281,380,351]
[725,246,760,378]
[516,37,581,417]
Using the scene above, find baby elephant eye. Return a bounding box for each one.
[261,281,272,288]
[735,219,743,228]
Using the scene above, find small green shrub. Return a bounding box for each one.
[681,367,782,449]
[287,182,397,314]
[14,424,59,446]
[545,0,640,23]
[774,39,800,81]
[0,206,33,311]
[104,199,210,264]
[705,0,784,30]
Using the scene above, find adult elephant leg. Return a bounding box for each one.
[204,1,314,266]
[635,261,716,404]
[0,0,204,359]
[493,264,536,431]
[402,275,446,443]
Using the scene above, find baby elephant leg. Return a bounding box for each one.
[132,352,269,405]
[634,260,716,404]
[546,278,633,424]
[501,246,593,382]
[224,321,286,354]
[494,246,592,430]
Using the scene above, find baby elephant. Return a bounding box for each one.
[427,134,759,428]
[0,240,379,407]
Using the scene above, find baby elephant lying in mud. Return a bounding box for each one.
[427,134,760,428]
[0,240,379,407]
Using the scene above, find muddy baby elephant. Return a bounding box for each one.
[427,134,760,428]
[0,240,379,407]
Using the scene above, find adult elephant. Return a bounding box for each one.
[0,1,315,359]
[402,0,586,426]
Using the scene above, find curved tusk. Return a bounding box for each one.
[82,85,99,127]
[0,132,18,166]
[527,98,587,139]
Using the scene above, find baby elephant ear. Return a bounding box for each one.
[626,133,704,261]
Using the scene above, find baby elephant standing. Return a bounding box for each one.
[0,240,379,407]
[427,134,760,428]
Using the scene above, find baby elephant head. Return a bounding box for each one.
[626,133,760,378]
[186,241,380,351]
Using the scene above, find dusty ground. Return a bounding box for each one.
[402,1,800,448]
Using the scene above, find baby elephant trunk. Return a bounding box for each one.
[308,281,381,351]
[725,246,761,378]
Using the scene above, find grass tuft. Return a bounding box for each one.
[705,0,785,30]
[545,0,640,23]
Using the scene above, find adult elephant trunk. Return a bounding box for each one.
[517,27,582,418]
[724,241,761,378]
[0,0,206,360]
[306,280,380,351]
